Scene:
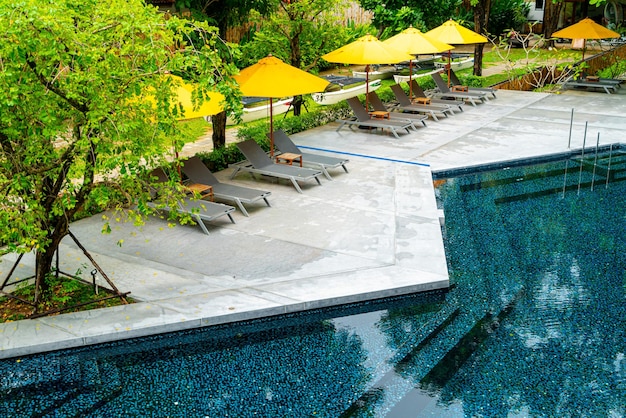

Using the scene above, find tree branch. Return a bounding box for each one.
[25,54,89,114]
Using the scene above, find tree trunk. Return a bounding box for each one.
[33,221,69,307]
[209,19,229,149]
[543,0,564,43]
[211,111,227,149]
[473,0,491,77]
[289,28,303,116]
[473,44,485,76]
[292,95,303,116]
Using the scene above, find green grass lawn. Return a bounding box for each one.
[179,117,211,142]
[483,45,581,64]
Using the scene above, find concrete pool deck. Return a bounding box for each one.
[1,87,625,359]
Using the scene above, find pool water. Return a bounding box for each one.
[1,152,625,417]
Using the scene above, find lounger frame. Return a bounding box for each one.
[271,130,349,181]
[407,80,464,112]
[431,72,488,106]
[388,85,455,121]
[449,69,497,99]
[147,168,236,235]
[182,156,271,217]
[231,140,323,193]
[562,79,618,94]
[336,97,416,139]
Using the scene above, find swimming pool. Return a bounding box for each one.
[1,151,625,417]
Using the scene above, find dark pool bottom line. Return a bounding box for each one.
[432,143,626,179]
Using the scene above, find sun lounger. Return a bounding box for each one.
[270,130,349,181]
[388,85,455,121]
[147,167,235,235]
[596,78,622,87]
[431,72,488,106]
[579,75,622,87]
[230,140,323,193]
[449,69,497,99]
[562,77,619,94]
[181,156,271,217]
[149,166,170,185]
[366,91,430,124]
[407,80,464,112]
[336,97,417,139]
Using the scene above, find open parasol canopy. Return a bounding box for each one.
[426,19,488,86]
[169,75,225,120]
[383,27,454,97]
[140,74,226,179]
[426,19,488,45]
[234,55,330,156]
[322,35,414,109]
[552,17,620,59]
[141,74,225,120]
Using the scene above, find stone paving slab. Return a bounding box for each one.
[1,87,625,359]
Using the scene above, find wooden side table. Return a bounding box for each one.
[185,183,214,201]
[451,85,468,92]
[413,97,431,105]
[369,110,390,119]
[276,153,303,167]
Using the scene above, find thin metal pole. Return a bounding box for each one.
[567,108,574,149]
[67,230,128,304]
[562,159,569,198]
[577,122,588,196]
[591,133,600,191]
[0,253,25,290]
[606,144,613,189]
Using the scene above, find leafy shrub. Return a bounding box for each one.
[489,0,530,35]
[458,74,484,87]
[597,58,626,79]
[198,143,246,172]
[238,13,368,74]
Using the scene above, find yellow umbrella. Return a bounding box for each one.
[426,19,488,86]
[383,27,454,97]
[140,74,225,120]
[552,17,620,60]
[426,19,488,45]
[170,76,225,120]
[234,55,330,156]
[322,34,414,110]
[141,75,225,179]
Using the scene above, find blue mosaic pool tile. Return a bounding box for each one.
[1,154,625,416]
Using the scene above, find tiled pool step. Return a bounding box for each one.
[341,301,462,415]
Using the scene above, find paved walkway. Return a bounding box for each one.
[1,86,625,359]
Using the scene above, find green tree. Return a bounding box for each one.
[488,0,530,36]
[182,0,276,149]
[358,0,461,36]
[240,0,348,115]
[466,0,491,76]
[0,0,238,307]
[357,0,491,77]
[543,0,565,41]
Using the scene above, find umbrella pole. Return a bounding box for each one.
[269,97,274,157]
[409,60,413,98]
[270,97,274,158]
[448,51,452,87]
[582,39,586,61]
[365,65,370,111]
